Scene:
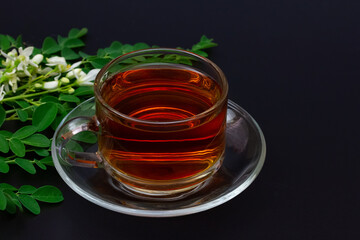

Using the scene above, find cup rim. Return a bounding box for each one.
[94,48,228,125]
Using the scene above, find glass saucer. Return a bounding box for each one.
[51,97,266,217]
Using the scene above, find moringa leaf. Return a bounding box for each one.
[74,86,94,96]
[32,185,63,203]
[0,157,9,173]
[68,28,88,39]
[0,183,17,191]
[15,158,36,174]
[59,94,80,103]
[16,109,28,122]
[32,102,58,131]
[21,134,50,148]
[13,125,38,139]
[0,190,6,210]
[34,149,49,157]
[42,37,61,55]
[35,160,47,170]
[63,38,85,48]
[40,156,54,166]
[0,34,11,51]
[0,135,9,153]
[72,131,97,144]
[0,105,5,127]
[18,195,40,215]
[4,193,16,214]
[61,47,80,60]
[18,185,37,194]
[0,130,12,138]
[9,138,25,157]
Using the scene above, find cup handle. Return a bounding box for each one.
[54,116,102,168]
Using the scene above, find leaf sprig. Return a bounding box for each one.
[0,28,218,215]
[0,183,63,215]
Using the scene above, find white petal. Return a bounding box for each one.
[0,50,15,61]
[43,80,59,89]
[81,69,100,82]
[46,56,67,66]
[54,73,61,80]
[32,54,43,64]
[68,61,82,71]
[22,47,34,57]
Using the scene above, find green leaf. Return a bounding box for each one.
[66,139,84,152]
[32,47,42,56]
[191,35,218,51]
[15,158,36,174]
[13,126,37,140]
[61,47,80,60]
[97,48,106,57]
[18,195,40,215]
[32,102,58,131]
[79,51,90,59]
[133,42,150,50]
[15,35,23,48]
[89,57,111,68]
[35,160,47,170]
[121,44,134,54]
[21,134,50,148]
[15,100,30,108]
[0,104,5,127]
[0,190,6,210]
[0,130,12,138]
[32,185,63,203]
[40,95,59,103]
[72,131,97,144]
[0,135,9,153]
[16,109,28,122]
[74,86,94,96]
[9,138,25,157]
[40,156,54,166]
[4,193,16,214]
[0,34,11,51]
[42,37,61,55]
[0,183,17,191]
[192,50,208,57]
[57,35,67,47]
[59,94,80,103]
[68,28,88,38]
[34,149,49,157]
[0,157,9,173]
[64,38,85,48]
[18,185,37,194]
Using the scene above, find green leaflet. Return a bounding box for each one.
[32,103,58,132]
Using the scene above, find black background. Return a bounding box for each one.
[1,0,360,239]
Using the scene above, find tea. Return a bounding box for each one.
[97,64,227,185]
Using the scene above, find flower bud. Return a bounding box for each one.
[67,88,75,94]
[60,77,70,84]
[32,54,44,64]
[43,80,59,90]
[34,83,42,88]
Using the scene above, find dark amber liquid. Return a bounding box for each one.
[97,64,226,182]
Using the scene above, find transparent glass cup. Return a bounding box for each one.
[54,48,228,198]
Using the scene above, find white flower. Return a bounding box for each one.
[0,84,6,101]
[43,80,59,90]
[74,69,100,86]
[4,69,20,93]
[1,49,17,68]
[46,57,81,73]
[46,56,68,72]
